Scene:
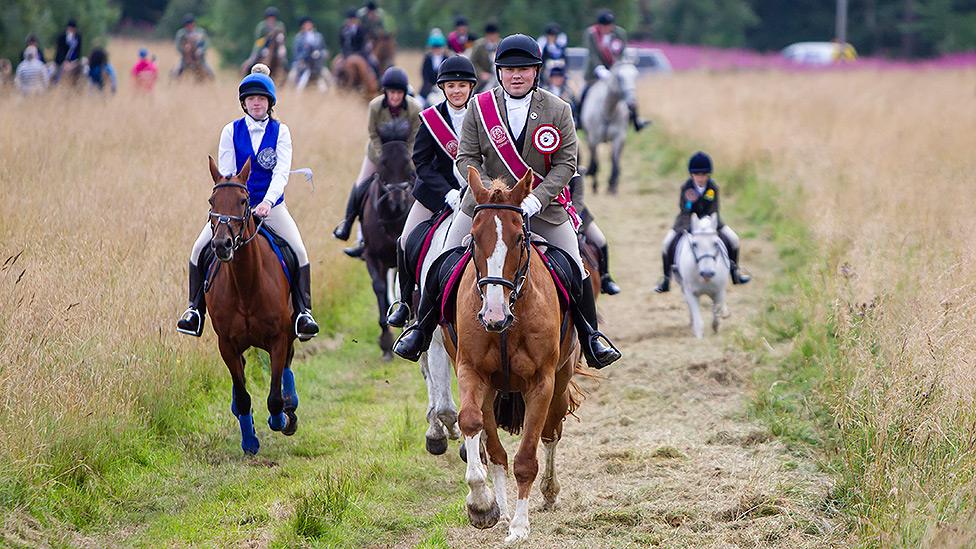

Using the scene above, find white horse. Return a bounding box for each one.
[416,210,462,454]
[580,62,639,194]
[674,213,731,338]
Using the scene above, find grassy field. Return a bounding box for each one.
[638,67,976,545]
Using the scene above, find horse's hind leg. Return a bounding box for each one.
[282,343,299,436]
[420,354,448,455]
[587,141,599,193]
[540,364,571,511]
[608,135,624,195]
[507,376,555,544]
[218,338,259,455]
[266,338,288,433]
[430,331,460,440]
[367,259,394,361]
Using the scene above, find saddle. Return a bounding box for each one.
[404,207,453,283]
[202,223,299,293]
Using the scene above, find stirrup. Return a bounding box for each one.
[176,308,203,337]
[295,312,319,341]
[392,323,427,362]
[584,331,621,369]
[386,301,412,327]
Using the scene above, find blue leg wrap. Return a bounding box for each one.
[282,368,298,410]
[237,413,260,455]
[268,412,288,432]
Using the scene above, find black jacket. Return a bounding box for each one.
[340,24,368,57]
[673,178,723,231]
[419,53,442,98]
[55,31,83,64]
[411,102,460,212]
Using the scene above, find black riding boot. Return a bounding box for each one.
[573,282,621,369]
[628,103,649,132]
[393,288,440,362]
[293,265,320,340]
[177,261,207,336]
[387,246,414,328]
[726,244,752,285]
[598,244,621,295]
[655,235,680,293]
[332,179,368,241]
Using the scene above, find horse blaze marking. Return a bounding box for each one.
[484,216,508,319]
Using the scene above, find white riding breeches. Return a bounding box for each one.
[584,221,607,248]
[190,204,309,267]
[719,225,739,248]
[445,212,588,281]
[660,229,677,254]
[356,141,378,184]
[398,201,435,251]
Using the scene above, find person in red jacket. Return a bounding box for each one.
[131,48,158,92]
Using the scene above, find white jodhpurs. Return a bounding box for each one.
[719,225,739,249]
[584,221,608,248]
[445,212,588,281]
[356,141,378,183]
[397,201,435,251]
[190,204,310,267]
[660,229,677,254]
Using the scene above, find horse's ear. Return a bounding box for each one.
[690,213,700,230]
[237,157,251,183]
[208,155,222,183]
[710,213,718,228]
[467,166,489,204]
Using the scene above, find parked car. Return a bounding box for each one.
[564,46,672,75]
[782,41,857,65]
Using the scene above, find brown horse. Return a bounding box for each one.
[372,32,396,74]
[331,53,378,100]
[447,168,581,544]
[175,33,214,82]
[242,28,288,84]
[205,156,299,455]
[360,141,415,360]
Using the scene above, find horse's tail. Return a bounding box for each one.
[566,356,599,420]
[493,392,526,435]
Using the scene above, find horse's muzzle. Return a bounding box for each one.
[479,312,514,333]
[700,269,715,281]
[213,241,234,262]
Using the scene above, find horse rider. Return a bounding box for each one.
[23,34,46,63]
[654,151,752,293]
[569,172,621,296]
[447,16,473,54]
[87,47,117,94]
[537,22,568,84]
[419,31,449,104]
[469,22,500,90]
[292,17,327,71]
[178,67,320,341]
[357,1,386,43]
[174,14,214,77]
[386,56,478,328]
[249,7,286,64]
[339,8,376,75]
[131,48,159,92]
[393,34,622,369]
[53,19,82,83]
[332,67,422,257]
[581,9,648,132]
[542,64,577,124]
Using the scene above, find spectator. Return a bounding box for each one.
[88,47,117,94]
[15,46,49,95]
[131,48,158,92]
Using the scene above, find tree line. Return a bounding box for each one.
[3,0,974,63]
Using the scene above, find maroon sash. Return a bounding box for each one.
[474,90,581,230]
[420,106,459,159]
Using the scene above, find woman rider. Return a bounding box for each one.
[332,67,422,257]
[177,65,319,340]
[386,56,478,327]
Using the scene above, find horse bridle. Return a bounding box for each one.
[209,182,265,252]
[471,204,531,312]
[685,230,727,266]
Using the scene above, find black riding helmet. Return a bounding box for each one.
[381,66,409,92]
[436,56,477,85]
[494,34,543,92]
[264,6,279,18]
[688,151,713,174]
[597,9,615,25]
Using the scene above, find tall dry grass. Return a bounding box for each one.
[639,68,976,543]
[0,39,375,512]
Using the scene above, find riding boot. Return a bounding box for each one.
[597,244,621,295]
[655,234,679,293]
[727,245,752,285]
[293,265,320,341]
[572,281,621,369]
[177,262,207,336]
[628,103,649,132]
[387,246,414,327]
[343,240,365,258]
[332,179,368,241]
[393,287,441,362]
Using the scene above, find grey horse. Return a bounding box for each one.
[580,62,639,194]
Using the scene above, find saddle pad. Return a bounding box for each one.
[203,225,297,293]
[405,207,453,282]
[531,243,577,308]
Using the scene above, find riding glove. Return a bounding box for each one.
[520,194,542,218]
[445,189,461,211]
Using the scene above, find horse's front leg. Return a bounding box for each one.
[481,391,511,525]
[281,343,299,436]
[266,338,288,433]
[587,140,599,193]
[712,287,727,334]
[218,338,259,455]
[507,375,555,544]
[366,258,394,361]
[420,354,448,455]
[609,134,624,195]
[684,287,704,339]
[457,365,499,529]
[430,330,460,439]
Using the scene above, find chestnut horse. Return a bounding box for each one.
[447,168,581,543]
[331,53,378,100]
[205,156,299,455]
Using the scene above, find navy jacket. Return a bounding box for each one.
[673,178,723,231]
[411,102,460,212]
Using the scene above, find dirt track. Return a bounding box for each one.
[444,143,840,547]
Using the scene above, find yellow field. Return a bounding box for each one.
[641,67,976,542]
[0,39,370,482]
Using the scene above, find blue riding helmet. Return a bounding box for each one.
[239,73,277,106]
[427,34,447,48]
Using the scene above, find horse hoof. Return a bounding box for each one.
[242,438,260,455]
[467,501,501,530]
[282,410,298,436]
[426,436,448,455]
[459,443,467,463]
[382,351,393,362]
[268,412,287,432]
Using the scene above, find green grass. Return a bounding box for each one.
[2,268,467,547]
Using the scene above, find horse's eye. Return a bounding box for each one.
[240,198,247,206]
[691,242,698,248]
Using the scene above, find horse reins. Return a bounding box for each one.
[684,230,729,266]
[209,182,266,251]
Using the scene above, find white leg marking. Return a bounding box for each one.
[464,433,493,511]
[491,463,510,523]
[540,439,560,509]
[685,289,704,339]
[505,498,530,544]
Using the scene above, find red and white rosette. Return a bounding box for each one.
[532,124,561,171]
